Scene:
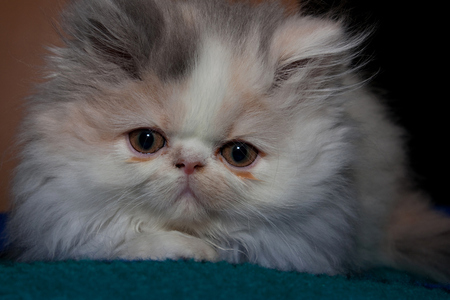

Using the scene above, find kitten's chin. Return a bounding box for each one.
[166,187,210,225]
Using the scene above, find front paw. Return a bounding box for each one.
[118,231,218,262]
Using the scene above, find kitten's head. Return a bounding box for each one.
[18,0,363,233]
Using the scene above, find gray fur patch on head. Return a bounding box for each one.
[53,0,289,86]
[59,0,201,82]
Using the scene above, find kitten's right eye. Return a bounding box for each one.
[128,129,166,154]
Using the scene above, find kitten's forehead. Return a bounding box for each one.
[71,1,289,150]
[169,36,274,144]
[181,38,234,137]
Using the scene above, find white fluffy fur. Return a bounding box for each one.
[7,0,450,283]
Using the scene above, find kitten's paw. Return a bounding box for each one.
[118,231,218,262]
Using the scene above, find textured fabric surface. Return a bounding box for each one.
[0,260,449,299]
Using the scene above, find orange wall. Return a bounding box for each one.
[0,0,66,211]
[0,0,298,212]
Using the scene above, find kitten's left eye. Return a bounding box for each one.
[129,129,166,154]
[221,142,258,168]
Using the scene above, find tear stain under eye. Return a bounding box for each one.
[125,153,165,163]
[219,156,260,181]
[236,171,260,181]
[126,157,154,163]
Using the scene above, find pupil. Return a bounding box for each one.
[232,144,247,162]
[139,131,154,150]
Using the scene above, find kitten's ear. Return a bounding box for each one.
[269,17,363,97]
[61,0,162,80]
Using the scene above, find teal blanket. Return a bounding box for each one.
[1,260,449,299]
[1,213,449,299]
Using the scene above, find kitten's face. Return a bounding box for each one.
[51,41,293,228]
[28,0,356,232]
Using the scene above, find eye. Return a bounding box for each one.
[128,129,166,154]
[220,141,258,168]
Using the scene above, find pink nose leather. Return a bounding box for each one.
[175,161,204,175]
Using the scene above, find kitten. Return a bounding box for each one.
[6,0,450,283]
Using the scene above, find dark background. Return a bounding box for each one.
[303,0,447,206]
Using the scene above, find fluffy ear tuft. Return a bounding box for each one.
[60,0,162,80]
[84,18,142,79]
[269,17,364,93]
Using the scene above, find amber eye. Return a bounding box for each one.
[221,141,258,167]
[129,129,166,154]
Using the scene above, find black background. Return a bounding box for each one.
[302,0,447,206]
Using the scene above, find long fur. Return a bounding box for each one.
[6,0,450,283]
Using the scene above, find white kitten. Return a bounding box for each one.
[6,0,450,283]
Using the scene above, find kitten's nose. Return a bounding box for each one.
[175,161,204,175]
